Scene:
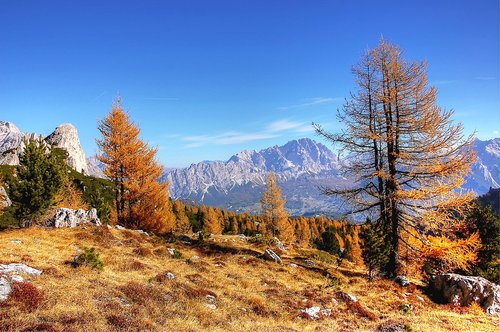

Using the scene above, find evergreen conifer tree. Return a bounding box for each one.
[359,219,390,280]
[11,136,66,226]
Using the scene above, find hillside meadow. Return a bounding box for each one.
[0,226,498,332]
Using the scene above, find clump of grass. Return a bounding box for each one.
[119,281,152,304]
[399,303,413,315]
[324,276,342,289]
[172,248,183,259]
[248,296,275,317]
[133,246,152,257]
[348,300,377,321]
[72,247,104,270]
[4,282,44,312]
[129,260,146,271]
[248,235,276,246]
[107,314,136,330]
[21,323,57,332]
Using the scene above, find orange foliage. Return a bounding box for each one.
[96,98,175,233]
[55,180,89,210]
[260,172,294,243]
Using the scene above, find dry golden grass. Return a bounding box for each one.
[0,226,498,331]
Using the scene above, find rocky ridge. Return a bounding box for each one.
[163,137,500,216]
[163,138,349,215]
[0,121,89,175]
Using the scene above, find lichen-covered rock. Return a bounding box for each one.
[0,275,12,302]
[45,123,88,174]
[263,249,282,264]
[0,263,43,276]
[49,208,101,228]
[430,273,500,316]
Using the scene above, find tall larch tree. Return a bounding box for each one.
[203,207,223,235]
[260,172,295,243]
[315,39,479,277]
[96,98,175,233]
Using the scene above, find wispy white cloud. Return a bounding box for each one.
[279,97,341,111]
[181,119,313,148]
[267,119,303,132]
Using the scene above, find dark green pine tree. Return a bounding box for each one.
[88,188,111,224]
[466,202,500,283]
[11,136,66,226]
[359,218,390,280]
[319,226,341,255]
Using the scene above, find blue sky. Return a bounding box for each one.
[1,0,498,168]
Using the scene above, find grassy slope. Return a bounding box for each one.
[0,227,498,332]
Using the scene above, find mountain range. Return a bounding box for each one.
[1,120,499,216]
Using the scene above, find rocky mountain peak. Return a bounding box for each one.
[45,123,89,174]
[0,121,25,165]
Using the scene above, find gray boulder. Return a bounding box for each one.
[0,275,12,302]
[430,273,500,316]
[49,208,101,228]
[0,186,11,208]
[263,249,282,264]
[0,263,42,276]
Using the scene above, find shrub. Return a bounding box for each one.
[72,247,104,270]
[324,276,342,289]
[248,235,276,246]
[120,282,152,304]
[107,314,134,329]
[6,282,44,312]
[129,260,146,271]
[170,248,183,259]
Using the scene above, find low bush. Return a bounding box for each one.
[120,282,152,304]
[5,282,44,312]
[72,247,104,270]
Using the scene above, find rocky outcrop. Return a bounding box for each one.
[263,249,282,264]
[49,208,101,228]
[395,276,410,287]
[0,186,11,208]
[430,273,500,316]
[0,121,91,175]
[45,123,88,174]
[0,121,24,165]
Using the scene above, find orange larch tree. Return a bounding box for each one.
[315,39,479,277]
[260,172,295,243]
[96,98,175,233]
